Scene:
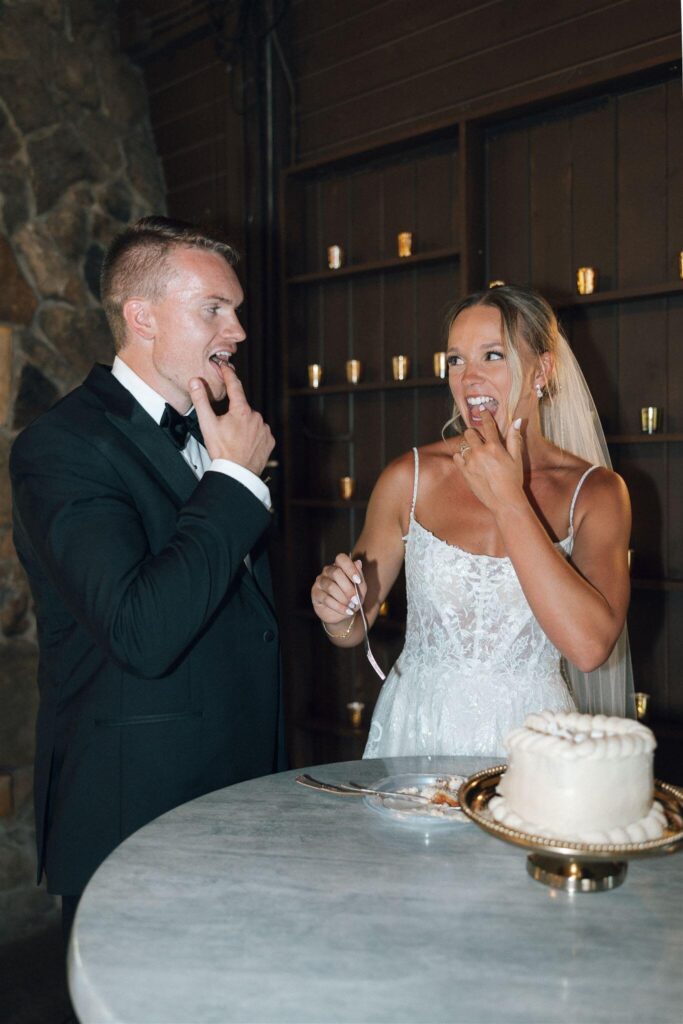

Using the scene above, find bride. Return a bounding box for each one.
[310,284,633,758]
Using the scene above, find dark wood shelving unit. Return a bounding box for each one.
[287,246,460,285]
[290,498,368,510]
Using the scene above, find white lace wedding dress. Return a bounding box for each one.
[363,449,596,759]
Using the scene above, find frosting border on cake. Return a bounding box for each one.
[488,793,668,844]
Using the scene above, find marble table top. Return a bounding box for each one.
[69,756,683,1023]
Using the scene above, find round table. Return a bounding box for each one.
[69,756,683,1023]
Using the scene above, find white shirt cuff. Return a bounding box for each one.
[208,460,272,510]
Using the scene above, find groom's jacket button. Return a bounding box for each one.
[263,629,276,643]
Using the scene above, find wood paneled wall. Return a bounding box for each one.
[121,10,246,247]
[289,0,680,160]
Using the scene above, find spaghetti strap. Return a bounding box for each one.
[410,447,420,517]
[569,465,599,533]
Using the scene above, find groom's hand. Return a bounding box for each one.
[190,364,275,476]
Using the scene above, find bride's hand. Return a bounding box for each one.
[455,410,525,511]
[311,554,367,626]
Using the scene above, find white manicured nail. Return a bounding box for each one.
[513,418,522,429]
[352,574,361,584]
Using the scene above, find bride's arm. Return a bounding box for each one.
[461,412,631,672]
[500,471,630,671]
[310,454,411,647]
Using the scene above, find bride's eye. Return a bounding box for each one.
[485,351,505,361]
[446,354,462,367]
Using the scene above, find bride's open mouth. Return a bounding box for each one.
[466,394,498,425]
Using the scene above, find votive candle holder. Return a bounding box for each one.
[307,363,323,389]
[397,232,413,258]
[327,245,343,270]
[339,476,355,500]
[576,267,597,295]
[392,355,410,381]
[433,351,447,379]
[346,359,362,384]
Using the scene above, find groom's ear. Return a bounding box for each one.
[123,298,155,342]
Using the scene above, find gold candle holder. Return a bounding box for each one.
[339,476,355,500]
[346,701,365,728]
[327,245,343,270]
[640,406,660,434]
[378,600,390,618]
[488,279,505,289]
[397,231,413,258]
[678,252,683,280]
[634,692,650,723]
[307,363,323,389]
[576,267,597,295]
[433,351,447,379]
[346,359,362,384]
[391,355,410,381]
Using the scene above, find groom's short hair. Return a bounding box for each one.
[101,216,239,351]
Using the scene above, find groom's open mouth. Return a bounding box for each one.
[209,351,234,378]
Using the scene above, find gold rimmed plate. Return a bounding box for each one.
[458,766,683,892]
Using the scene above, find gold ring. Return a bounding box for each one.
[459,443,471,456]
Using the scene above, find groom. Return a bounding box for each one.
[10,216,285,939]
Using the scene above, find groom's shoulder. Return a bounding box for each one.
[11,365,113,459]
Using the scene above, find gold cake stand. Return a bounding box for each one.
[458,766,683,893]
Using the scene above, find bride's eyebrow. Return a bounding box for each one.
[447,340,503,354]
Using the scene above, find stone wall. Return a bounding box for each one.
[0,0,165,942]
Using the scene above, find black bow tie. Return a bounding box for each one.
[159,404,204,450]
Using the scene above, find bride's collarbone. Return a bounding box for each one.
[415,477,572,552]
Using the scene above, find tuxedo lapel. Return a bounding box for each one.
[83,366,278,626]
[84,365,198,506]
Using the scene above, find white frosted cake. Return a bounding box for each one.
[488,711,667,843]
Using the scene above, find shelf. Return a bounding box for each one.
[287,247,460,285]
[296,716,369,739]
[554,281,683,309]
[606,433,683,443]
[289,377,447,396]
[290,497,368,509]
[632,579,683,592]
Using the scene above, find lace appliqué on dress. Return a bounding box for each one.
[363,451,583,759]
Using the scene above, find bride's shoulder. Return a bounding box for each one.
[382,442,451,479]
[416,440,457,479]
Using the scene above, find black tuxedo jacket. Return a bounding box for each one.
[10,365,284,895]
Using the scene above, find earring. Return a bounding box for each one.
[535,384,544,399]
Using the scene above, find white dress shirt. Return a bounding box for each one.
[111,356,272,510]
